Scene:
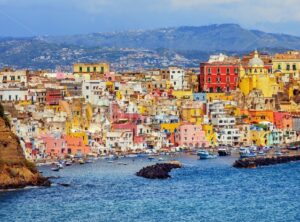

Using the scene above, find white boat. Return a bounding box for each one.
[197,150,217,159]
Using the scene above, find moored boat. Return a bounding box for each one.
[51,167,60,172]
[197,150,217,159]
[78,159,85,164]
[239,147,256,158]
[218,147,231,156]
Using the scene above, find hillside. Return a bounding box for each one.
[43,24,300,51]
[0,24,298,70]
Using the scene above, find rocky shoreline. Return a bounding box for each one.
[0,117,50,190]
[136,161,182,179]
[233,155,300,168]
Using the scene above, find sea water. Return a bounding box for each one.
[0,155,299,222]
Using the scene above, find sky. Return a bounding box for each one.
[0,0,299,37]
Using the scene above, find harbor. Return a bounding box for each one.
[1,154,300,222]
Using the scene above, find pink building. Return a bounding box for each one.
[176,124,208,147]
[274,112,293,130]
[110,102,145,124]
[42,135,66,158]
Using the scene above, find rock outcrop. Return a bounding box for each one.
[233,155,300,168]
[0,117,50,189]
[136,161,182,179]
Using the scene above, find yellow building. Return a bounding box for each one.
[73,63,110,74]
[160,123,180,133]
[181,103,203,124]
[206,93,233,102]
[250,130,269,146]
[272,51,300,80]
[172,90,193,99]
[202,124,217,146]
[239,51,279,97]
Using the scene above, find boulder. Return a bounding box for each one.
[136,162,182,179]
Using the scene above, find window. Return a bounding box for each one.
[226,68,230,74]
[227,87,230,92]
[293,64,297,71]
[226,77,230,83]
[278,64,281,70]
[101,67,104,74]
[86,86,89,90]
[93,67,97,72]
[208,77,211,83]
[87,67,90,72]
[79,67,83,72]
[286,64,290,71]
[217,77,221,83]
[207,68,211,74]
[217,68,220,74]
[234,68,238,74]
[171,75,173,79]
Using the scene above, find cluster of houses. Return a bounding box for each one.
[1,50,300,161]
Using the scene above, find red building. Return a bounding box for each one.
[199,62,239,93]
[46,89,63,105]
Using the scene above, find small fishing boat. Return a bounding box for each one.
[239,148,256,158]
[257,151,266,156]
[107,161,114,163]
[274,151,283,156]
[65,161,72,166]
[51,167,60,172]
[78,159,85,164]
[218,147,231,156]
[56,163,64,169]
[85,158,94,164]
[158,157,164,161]
[148,156,155,160]
[287,146,297,151]
[126,154,138,158]
[197,150,217,159]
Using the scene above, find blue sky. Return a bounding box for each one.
[0,0,299,37]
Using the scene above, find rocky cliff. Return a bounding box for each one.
[0,117,50,189]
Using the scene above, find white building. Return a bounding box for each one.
[169,67,186,90]
[106,130,134,151]
[0,88,29,101]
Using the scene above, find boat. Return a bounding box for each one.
[107,161,114,163]
[148,156,155,160]
[158,157,164,161]
[274,151,283,156]
[197,150,217,159]
[117,162,127,165]
[78,159,85,164]
[51,167,60,172]
[287,146,298,151]
[218,147,231,156]
[239,148,256,158]
[126,154,138,158]
[257,151,266,156]
[56,163,64,169]
[85,158,94,163]
[65,161,72,166]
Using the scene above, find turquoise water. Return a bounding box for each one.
[0,155,300,222]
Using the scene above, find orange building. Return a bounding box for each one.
[63,135,91,156]
[241,110,274,124]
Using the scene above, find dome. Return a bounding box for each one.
[248,50,264,67]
